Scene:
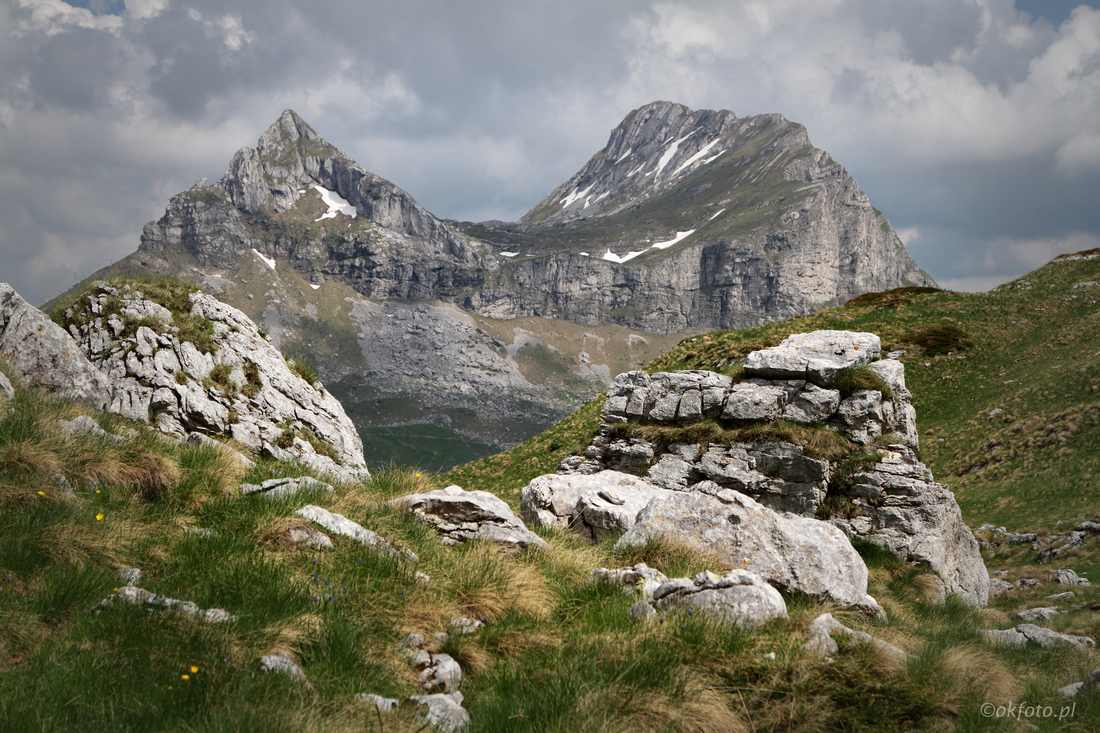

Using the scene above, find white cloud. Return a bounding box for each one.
[124,0,168,21]
[187,8,253,51]
[13,0,125,36]
[896,226,921,245]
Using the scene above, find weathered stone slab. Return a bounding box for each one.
[294,505,417,561]
[520,471,671,540]
[743,331,881,386]
[802,613,909,664]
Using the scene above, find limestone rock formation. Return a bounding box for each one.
[982,624,1095,651]
[828,446,990,607]
[524,332,989,607]
[59,281,369,481]
[637,570,789,628]
[295,505,416,561]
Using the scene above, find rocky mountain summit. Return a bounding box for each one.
[76,101,933,464]
[2,280,368,481]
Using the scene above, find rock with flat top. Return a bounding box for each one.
[520,471,671,541]
[743,331,881,386]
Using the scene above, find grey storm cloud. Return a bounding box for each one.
[3,0,1100,304]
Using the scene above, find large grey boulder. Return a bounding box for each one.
[615,487,884,616]
[520,471,672,540]
[0,283,114,409]
[644,570,789,627]
[406,693,470,733]
[743,330,881,386]
[391,485,548,551]
[828,445,990,607]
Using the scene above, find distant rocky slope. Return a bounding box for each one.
[65,101,933,465]
[3,280,369,482]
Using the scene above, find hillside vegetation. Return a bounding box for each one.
[3,252,1100,731]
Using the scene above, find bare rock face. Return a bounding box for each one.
[615,488,884,616]
[60,282,369,481]
[0,283,114,409]
[828,445,990,608]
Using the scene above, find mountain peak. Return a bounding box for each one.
[520,101,742,225]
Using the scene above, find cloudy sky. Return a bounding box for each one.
[4,0,1100,305]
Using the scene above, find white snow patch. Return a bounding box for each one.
[559,183,595,209]
[652,132,695,180]
[602,248,648,264]
[579,252,590,257]
[615,148,633,164]
[672,139,721,178]
[709,208,726,220]
[310,284,320,290]
[627,162,647,177]
[313,185,357,222]
[650,230,695,250]
[700,152,725,167]
[252,249,276,271]
[500,252,519,257]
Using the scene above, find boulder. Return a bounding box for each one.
[520,471,672,540]
[93,585,235,623]
[828,445,990,607]
[1049,568,1092,587]
[0,283,114,409]
[802,613,909,664]
[392,485,548,551]
[647,570,788,627]
[406,693,469,733]
[0,372,13,399]
[1016,607,1060,622]
[615,487,884,616]
[294,505,417,562]
[259,653,308,684]
[743,331,881,386]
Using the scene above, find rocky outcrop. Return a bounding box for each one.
[828,446,988,607]
[0,283,114,409]
[59,282,369,481]
[391,485,549,551]
[523,332,988,607]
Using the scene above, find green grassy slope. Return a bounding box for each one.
[5,376,1100,731]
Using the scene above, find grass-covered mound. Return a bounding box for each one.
[5,370,1100,731]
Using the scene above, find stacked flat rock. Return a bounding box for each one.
[743,330,881,385]
[600,333,916,448]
